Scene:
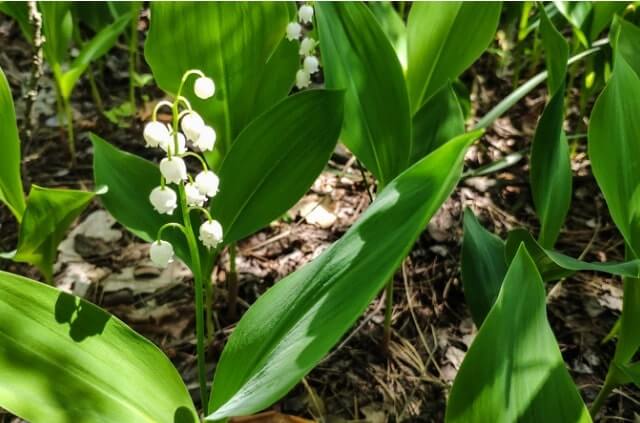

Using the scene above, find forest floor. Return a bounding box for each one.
[0,14,639,423]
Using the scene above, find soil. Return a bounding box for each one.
[0,10,638,423]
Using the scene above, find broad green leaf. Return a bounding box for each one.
[0,270,197,422]
[0,66,25,221]
[406,2,501,112]
[530,9,571,249]
[0,1,31,41]
[91,134,208,273]
[446,246,591,423]
[461,208,507,327]
[589,2,626,42]
[316,1,411,185]
[12,186,94,282]
[40,2,73,67]
[612,18,640,79]
[589,54,640,257]
[553,1,590,46]
[505,229,640,281]
[206,130,483,420]
[411,82,464,164]
[618,361,640,388]
[212,89,344,245]
[58,12,132,100]
[368,2,407,70]
[72,1,133,32]
[145,2,296,160]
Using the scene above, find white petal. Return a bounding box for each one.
[194,126,217,151]
[298,5,314,24]
[296,69,311,89]
[160,157,188,184]
[194,76,215,99]
[143,121,170,148]
[149,186,177,215]
[181,112,205,141]
[150,240,174,267]
[303,55,320,74]
[198,220,223,249]
[195,170,220,197]
[286,22,302,41]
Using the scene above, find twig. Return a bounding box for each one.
[23,1,44,139]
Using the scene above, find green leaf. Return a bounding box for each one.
[40,2,73,68]
[589,54,640,257]
[12,186,94,282]
[553,1,590,46]
[0,270,197,422]
[316,1,411,185]
[530,9,571,249]
[411,82,464,164]
[59,12,132,100]
[368,2,407,70]
[504,229,640,281]
[588,2,626,42]
[0,66,25,221]
[212,89,344,245]
[461,208,507,327]
[406,2,501,112]
[206,130,483,420]
[446,245,592,423]
[612,18,640,79]
[144,2,296,159]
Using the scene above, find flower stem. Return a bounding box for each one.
[590,366,619,418]
[382,278,393,353]
[62,96,76,165]
[179,184,209,414]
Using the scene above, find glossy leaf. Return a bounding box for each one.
[589,2,626,42]
[0,270,197,422]
[212,89,344,245]
[446,246,591,422]
[58,12,132,100]
[612,18,640,79]
[12,186,94,282]
[461,208,507,327]
[530,10,571,248]
[145,2,296,160]
[40,2,73,66]
[206,130,483,420]
[411,82,464,164]
[406,2,501,112]
[368,2,407,69]
[316,1,411,185]
[0,66,25,221]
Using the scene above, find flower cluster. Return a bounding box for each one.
[144,70,224,268]
[285,3,320,89]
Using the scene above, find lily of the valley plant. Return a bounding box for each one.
[143,68,221,410]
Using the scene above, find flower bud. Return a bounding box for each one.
[303,55,320,74]
[295,69,311,89]
[150,240,174,267]
[160,131,187,155]
[194,76,215,99]
[199,220,223,249]
[149,186,178,215]
[299,37,316,56]
[286,22,302,41]
[195,170,219,197]
[194,125,216,152]
[185,182,207,207]
[298,5,314,24]
[181,112,205,141]
[160,156,188,184]
[144,121,171,148]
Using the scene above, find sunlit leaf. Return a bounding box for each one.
[0,270,197,422]
[446,245,591,422]
[207,130,483,420]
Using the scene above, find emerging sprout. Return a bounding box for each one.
[149,186,178,215]
[149,240,174,267]
[199,220,223,249]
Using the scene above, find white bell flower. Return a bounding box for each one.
[194,76,215,99]
[194,125,217,151]
[296,69,311,89]
[199,220,223,249]
[181,112,205,141]
[160,156,188,184]
[149,186,177,215]
[286,22,302,41]
[298,5,314,24]
[185,182,207,207]
[299,37,317,56]
[150,240,174,267]
[144,121,171,148]
[303,55,320,74]
[160,131,187,155]
[195,170,219,197]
